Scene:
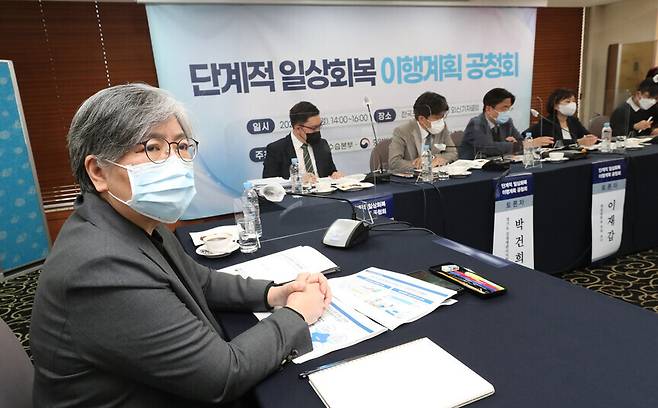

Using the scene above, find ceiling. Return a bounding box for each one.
[59,0,625,7]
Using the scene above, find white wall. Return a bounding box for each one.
[581,0,658,122]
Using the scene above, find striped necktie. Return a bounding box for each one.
[301,144,315,175]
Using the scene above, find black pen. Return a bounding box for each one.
[298,354,366,379]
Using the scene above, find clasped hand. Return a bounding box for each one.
[267,272,332,324]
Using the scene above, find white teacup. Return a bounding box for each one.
[548,152,564,161]
[316,182,333,192]
[202,232,233,254]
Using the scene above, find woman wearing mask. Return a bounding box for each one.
[30,84,331,407]
[524,88,598,147]
[610,78,658,137]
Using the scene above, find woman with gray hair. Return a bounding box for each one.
[29,83,330,407]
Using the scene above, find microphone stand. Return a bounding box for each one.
[363,97,390,184]
[536,96,544,140]
[287,191,357,220]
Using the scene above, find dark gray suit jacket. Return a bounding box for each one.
[30,193,311,407]
[459,113,522,159]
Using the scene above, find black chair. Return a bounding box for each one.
[589,114,610,137]
[0,317,33,408]
[450,130,464,147]
[369,138,392,171]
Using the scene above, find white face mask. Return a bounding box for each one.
[557,101,577,117]
[639,97,656,110]
[428,118,446,135]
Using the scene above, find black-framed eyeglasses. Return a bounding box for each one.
[139,137,199,164]
[299,124,322,132]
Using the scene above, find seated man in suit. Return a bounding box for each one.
[30,84,331,407]
[610,77,658,137]
[388,91,457,172]
[459,88,553,159]
[263,101,343,183]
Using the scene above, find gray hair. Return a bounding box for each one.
[67,83,193,193]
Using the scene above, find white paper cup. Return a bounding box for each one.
[202,232,233,254]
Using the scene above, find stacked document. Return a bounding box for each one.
[307,337,495,408]
[253,266,457,363]
[218,246,339,284]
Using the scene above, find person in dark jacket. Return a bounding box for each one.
[524,88,598,147]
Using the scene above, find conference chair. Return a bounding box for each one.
[369,138,392,171]
[0,317,33,408]
[589,114,609,137]
[450,130,464,147]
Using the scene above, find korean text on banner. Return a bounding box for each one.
[145,5,537,218]
[492,174,534,269]
[591,160,626,262]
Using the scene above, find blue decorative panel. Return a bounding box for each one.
[0,60,49,274]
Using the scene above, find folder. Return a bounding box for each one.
[307,337,495,408]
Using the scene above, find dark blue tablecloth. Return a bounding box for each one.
[176,145,658,275]
[177,219,658,408]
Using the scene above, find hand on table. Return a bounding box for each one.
[577,134,599,147]
[268,272,332,324]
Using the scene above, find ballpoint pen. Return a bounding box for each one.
[298,354,367,379]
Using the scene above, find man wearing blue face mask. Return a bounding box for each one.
[30,84,331,407]
[460,88,553,159]
[388,91,457,172]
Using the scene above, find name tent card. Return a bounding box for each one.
[591,160,626,262]
[492,173,534,269]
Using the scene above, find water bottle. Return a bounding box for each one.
[289,158,302,194]
[242,181,262,237]
[600,122,612,153]
[420,146,433,182]
[523,132,535,168]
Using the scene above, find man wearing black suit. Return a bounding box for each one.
[262,101,343,182]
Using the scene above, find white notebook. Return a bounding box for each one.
[307,337,495,408]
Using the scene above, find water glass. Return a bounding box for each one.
[236,216,259,254]
[436,165,449,181]
[615,135,626,152]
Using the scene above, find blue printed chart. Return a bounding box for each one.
[254,297,386,364]
[0,60,50,276]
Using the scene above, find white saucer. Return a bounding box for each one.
[312,187,337,194]
[546,157,568,162]
[624,145,643,150]
[336,182,374,191]
[196,242,239,258]
[449,171,472,178]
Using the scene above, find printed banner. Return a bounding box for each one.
[591,160,626,262]
[492,174,534,269]
[0,60,50,275]
[146,5,537,218]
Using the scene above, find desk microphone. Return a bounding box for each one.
[530,109,574,148]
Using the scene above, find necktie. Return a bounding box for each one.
[301,144,315,175]
[492,126,501,142]
[424,133,432,150]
